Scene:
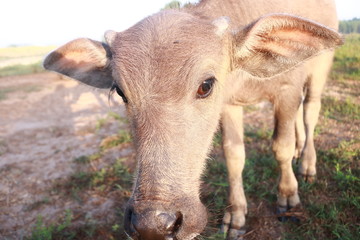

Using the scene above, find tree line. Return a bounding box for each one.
[339,18,360,34]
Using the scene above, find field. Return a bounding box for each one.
[0,46,55,77]
[0,35,359,240]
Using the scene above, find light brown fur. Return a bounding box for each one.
[43,0,341,239]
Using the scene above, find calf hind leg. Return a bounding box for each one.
[300,52,334,182]
[272,98,301,221]
[295,99,306,161]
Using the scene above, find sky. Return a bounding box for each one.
[1,0,359,47]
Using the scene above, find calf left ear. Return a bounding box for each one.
[43,38,113,89]
[232,14,343,78]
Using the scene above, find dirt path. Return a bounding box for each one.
[0,73,127,238]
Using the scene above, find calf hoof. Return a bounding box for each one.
[276,205,288,222]
[221,224,246,240]
[276,205,302,223]
[298,173,316,183]
[227,228,246,240]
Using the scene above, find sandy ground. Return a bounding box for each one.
[0,73,127,238]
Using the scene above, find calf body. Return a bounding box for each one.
[44,0,341,239]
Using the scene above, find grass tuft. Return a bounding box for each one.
[29,210,73,240]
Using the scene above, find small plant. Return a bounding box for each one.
[73,155,90,164]
[29,216,53,240]
[73,152,103,164]
[163,0,181,9]
[28,210,73,240]
[100,130,132,150]
[61,157,133,200]
[95,118,107,131]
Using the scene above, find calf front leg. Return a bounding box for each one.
[221,104,247,239]
[272,102,301,218]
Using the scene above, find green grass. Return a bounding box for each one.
[322,96,360,120]
[203,122,360,239]
[202,159,229,222]
[95,112,129,132]
[28,210,73,240]
[331,33,360,81]
[96,112,132,149]
[245,126,273,142]
[282,139,360,239]
[39,157,132,239]
[62,157,133,196]
[100,130,132,150]
[28,113,133,239]
[28,209,123,240]
[66,112,132,196]
[212,131,223,148]
[296,142,358,238]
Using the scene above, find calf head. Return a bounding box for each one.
[44,10,341,240]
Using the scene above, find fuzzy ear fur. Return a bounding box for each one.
[43,38,113,89]
[232,14,343,78]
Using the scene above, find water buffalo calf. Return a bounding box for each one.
[44,0,342,239]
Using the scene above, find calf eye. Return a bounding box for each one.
[110,83,128,103]
[197,77,216,98]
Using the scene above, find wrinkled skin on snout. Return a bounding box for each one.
[43,8,342,240]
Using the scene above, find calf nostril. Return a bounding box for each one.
[173,212,183,233]
[158,211,183,234]
[124,208,139,238]
[126,209,183,239]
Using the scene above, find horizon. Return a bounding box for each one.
[1,0,359,48]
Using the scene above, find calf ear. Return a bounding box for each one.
[43,38,113,88]
[232,14,343,78]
